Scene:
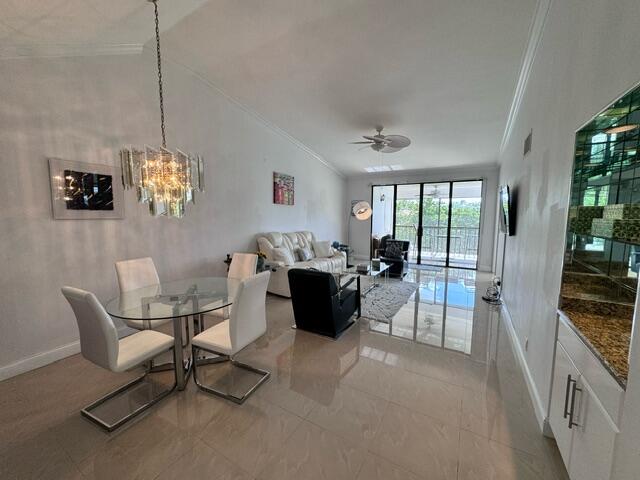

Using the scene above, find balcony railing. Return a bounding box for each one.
[394,225,479,262]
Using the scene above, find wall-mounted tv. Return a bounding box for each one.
[499,185,516,236]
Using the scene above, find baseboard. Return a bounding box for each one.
[0,326,133,381]
[0,340,81,381]
[500,301,548,433]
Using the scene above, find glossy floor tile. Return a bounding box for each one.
[0,267,569,479]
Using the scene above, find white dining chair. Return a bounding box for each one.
[228,253,259,279]
[192,271,271,403]
[201,253,258,326]
[115,257,172,331]
[62,286,176,431]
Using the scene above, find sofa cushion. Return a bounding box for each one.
[285,232,301,251]
[267,232,284,247]
[296,246,313,261]
[312,240,331,258]
[272,247,295,266]
[297,231,315,250]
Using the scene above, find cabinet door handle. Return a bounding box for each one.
[563,374,573,419]
[568,378,582,429]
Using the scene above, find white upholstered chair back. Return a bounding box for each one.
[62,286,119,371]
[228,253,258,280]
[229,271,270,352]
[115,257,160,293]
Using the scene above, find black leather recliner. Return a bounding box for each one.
[376,235,409,277]
[288,269,360,338]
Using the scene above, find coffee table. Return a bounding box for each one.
[342,261,391,297]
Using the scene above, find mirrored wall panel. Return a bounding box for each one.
[560,83,640,387]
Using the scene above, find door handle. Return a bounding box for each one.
[568,377,582,429]
[563,374,573,419]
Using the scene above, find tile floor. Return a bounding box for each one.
[0,268,569,479]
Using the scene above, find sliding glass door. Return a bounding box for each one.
[371,185,394,255]
[372,180,483,269]
[420,183,450,266]
[395,184,421,262]
[449,181,482,269]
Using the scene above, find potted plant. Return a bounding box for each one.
[256,251,267,272]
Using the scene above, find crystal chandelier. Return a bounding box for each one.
[120,0,204,218]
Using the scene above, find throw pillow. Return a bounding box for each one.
[296,247,313,262]
[312,240,331,258]
[272,246,295,266]
[384,239,405,259]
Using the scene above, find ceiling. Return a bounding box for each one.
[1,0,537,177]
[159,0,537,176]
[0,0,208,46]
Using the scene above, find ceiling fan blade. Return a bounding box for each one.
[358,144,372,151]
[350,141,373,144]
[380,145,403,154]
[383,135,411,149]
[363,135,380,142]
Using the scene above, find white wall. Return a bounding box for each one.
[346,165,499,271]
[0,50,346,379]
[496,0,640,472]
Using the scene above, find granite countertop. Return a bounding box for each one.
[559,308,631,388]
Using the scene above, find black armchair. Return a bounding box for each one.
[375,235,409,277]
[288,269,360,338]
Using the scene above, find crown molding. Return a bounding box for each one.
[499,0,553,157]
[0,43,144,60]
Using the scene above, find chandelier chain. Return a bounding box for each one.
[152,0,166,148]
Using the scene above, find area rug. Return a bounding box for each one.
[360,279,418,323]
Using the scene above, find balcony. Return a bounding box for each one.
[394,225,479,268]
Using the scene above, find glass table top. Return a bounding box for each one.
[105,277,238,320]
[344,261,391,277]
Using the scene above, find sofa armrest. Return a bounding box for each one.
[332,249,347,260]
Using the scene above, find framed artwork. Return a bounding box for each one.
[273,171,294,205]
[48,158,124,220]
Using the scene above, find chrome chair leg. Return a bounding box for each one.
[191,345,270,404]
[182,317,191,348]
[81,347,177,432]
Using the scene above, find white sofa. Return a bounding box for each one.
[256,231,346,297]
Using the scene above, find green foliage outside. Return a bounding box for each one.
[395,198,481,228]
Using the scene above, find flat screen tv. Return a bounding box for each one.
[499,185,515,236]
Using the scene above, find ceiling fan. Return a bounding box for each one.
[350,126,411,153]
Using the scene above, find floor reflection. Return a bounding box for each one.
[0,266,569,480]
[369,267,489,356]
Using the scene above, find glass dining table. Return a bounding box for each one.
[105,277,239,390]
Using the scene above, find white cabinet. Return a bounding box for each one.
[568,377,618,480]
[549,342,579,467]
[550,317,622,480]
